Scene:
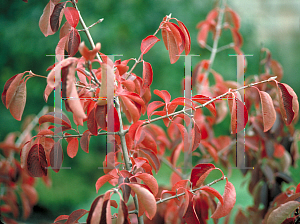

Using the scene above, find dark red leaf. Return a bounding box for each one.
[50,2,66,32]
[95,104,107,130]
[27,144,48,177]
[190,163,215,188]
[116,199,130,224]
[80,130,91,153]
[277,82,299,125]
[86,195,104,224]
[87,107,98,135]
[141,35,160,55]
[65,209,88,224]
[142,61,153,88]
[64,7,79,28]
[67,27,81,57]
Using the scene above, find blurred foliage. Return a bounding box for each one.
[1,0,299,222]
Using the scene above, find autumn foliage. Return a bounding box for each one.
[1,0,300,224]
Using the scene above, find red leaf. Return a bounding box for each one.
[50,141,63,173]
[192,95,216,117]
[39,112,72,128]
[119,95,140,123]
[22,184,38,206]
[128,120,144,142]
[95,104,107,130]
[133,173,158,196]
[200,186,223,205]
[139,148,160,173]
[140,35,160,55]
[67,138,79,158]
[267,201,300,224]
[20,192,31,220]
[226,7,241,29]
[54,215,69,223]
[277,82,299,125]
[177,20,191,55]
[56,35,68,60]
[27,144,48,177]
[126,183,157,219]
[116,199,129,224]
[39,0,58,37]
[147,101,165,120]
[172,121,190,152]
[167,29,180,64]
[78,42,101,61]
[153,89,171,104]
[80,130,91,153]
[258,90,276,132]
[65,209,88,224]
[142,61,153,88]
[64,7,79,28]
[201,141,219,163]
[296,183,300,193]
[8,79,27,121]
[44,84,54,102]
[67,27,81,57]
[95,174,116,193]
[273,143,285,158]
[197,23,209,48]
[86,195,104,224]
[183,199,200,224]
[190,163,215,188]
[211,179,236,219]
[50,2,66,32]
[228,94,248,134]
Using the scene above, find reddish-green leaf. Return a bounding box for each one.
[211,179,236,219]
[67,138,79,158]
[140,35,160,55]
[267,201,300,224]
[142,61,153,88]
[67,27,80,57]
[27,144,48,177]
[64,7,79,28]
[50,2,66,32]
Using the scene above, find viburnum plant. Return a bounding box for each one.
[1,0,300,223]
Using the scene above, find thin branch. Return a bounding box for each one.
[77,18,104,32]
[123,76,277,134]
[199,0,227,93]
[71,0,102,63]
[217,42,235,53]
[156,176,225,205]
[159,156,185,179]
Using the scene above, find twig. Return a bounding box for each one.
[77,18,104,32]
[159,156,185,179]
[199,0,227,93]
[217,42,235,53]
[123,76,277,134]
[156,176,225,205]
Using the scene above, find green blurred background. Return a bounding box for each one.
[1,0,300,223]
